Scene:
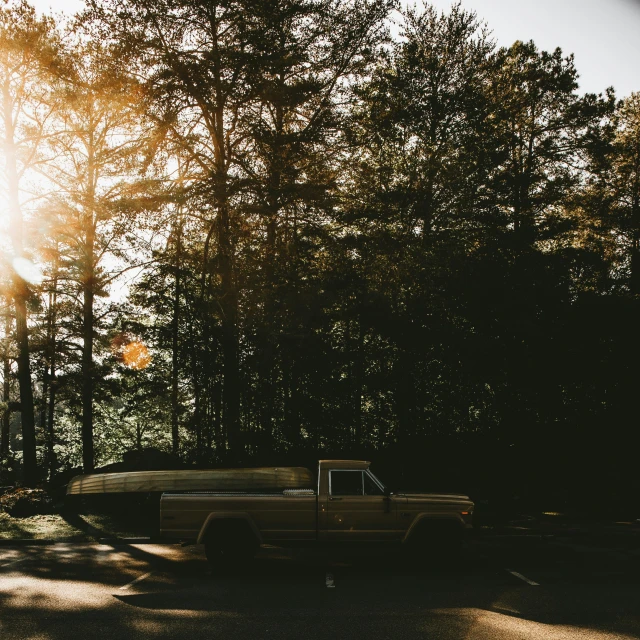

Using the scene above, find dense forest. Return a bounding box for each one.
[0,0,638,508]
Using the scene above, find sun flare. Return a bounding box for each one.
[121,341,152,370]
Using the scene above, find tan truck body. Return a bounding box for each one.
[160,460,473,553]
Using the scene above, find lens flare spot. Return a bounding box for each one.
[122,341,151,370]
[12,257,43,285]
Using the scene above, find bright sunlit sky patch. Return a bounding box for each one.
[32,0,640,99]
[418,0,640,98]
[30,0,84,16]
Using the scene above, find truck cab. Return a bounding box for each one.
[318,460,399,541]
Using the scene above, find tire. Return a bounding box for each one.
[203,521,258,570]
[405,521,463,567]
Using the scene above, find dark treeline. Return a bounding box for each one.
[0,1,638,510]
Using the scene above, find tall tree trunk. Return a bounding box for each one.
[630,156,639,293]
[14,291,37,482]
[259,212,277,450]
[47,340,57,480]
[352,316,364,448]
[82,277,95,472]
[213,380,223,455]
[394,324,416,449]
[1,309,11,456]
[171,218,182,456]
[208,32,241,458]
[212,95,241,458]
[45,269,58,480]
[632,235,640,295]
[187,317,204,463]
[206,378,213,458]
[2,82,37,485]
[259,92,284,451]
[40,333,49,461]
[218,202,241,459]
[40,281,55,454]
[81,150,96,473]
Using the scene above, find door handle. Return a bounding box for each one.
[329,496,342,501]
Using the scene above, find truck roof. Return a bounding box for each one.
[318,460,371,470]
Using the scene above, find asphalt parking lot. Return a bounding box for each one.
[1,538,639,640]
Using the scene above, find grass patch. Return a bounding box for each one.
[0,511,151,540]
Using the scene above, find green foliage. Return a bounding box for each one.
[0,487,53,517]
[0,1,637,505]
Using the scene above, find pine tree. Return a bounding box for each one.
[41,38,151,472]
[0,1,62,484]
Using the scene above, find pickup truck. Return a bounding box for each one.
[159,460,474,565]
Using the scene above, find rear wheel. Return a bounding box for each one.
[203,521,259,570]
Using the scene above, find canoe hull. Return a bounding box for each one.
[66,468,315,495]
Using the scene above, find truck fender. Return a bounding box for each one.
[402,513,464,545]
[196,512,263,545]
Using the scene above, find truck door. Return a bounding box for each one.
[326,469,398,541]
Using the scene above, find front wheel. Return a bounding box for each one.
[405,523,463,567]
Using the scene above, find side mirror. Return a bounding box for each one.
[384,488,392,498]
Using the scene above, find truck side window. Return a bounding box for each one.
[330,471,363,496]
[364,472,384,496]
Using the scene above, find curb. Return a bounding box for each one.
[0,539,64,546]
[98,537,164,544]
[0,537,165,546]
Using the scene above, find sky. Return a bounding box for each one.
[28,0,640,98]
[417,0,640,97]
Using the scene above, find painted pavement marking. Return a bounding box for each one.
[0,557,24,569]
[119,571,153,590]
[506,569,540,586]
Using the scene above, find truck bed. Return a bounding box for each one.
[160,491,318,543]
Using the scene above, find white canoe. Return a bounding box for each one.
[66,467,315,495]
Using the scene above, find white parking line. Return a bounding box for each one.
[0,557,25,569]
[119,571,153,590]
[506,569,540,586]
[325,572,335,588]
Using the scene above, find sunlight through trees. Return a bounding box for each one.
[0,1,637,505]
